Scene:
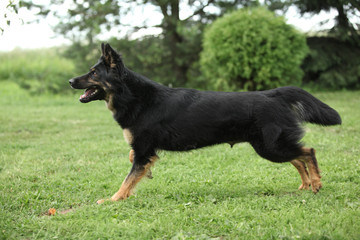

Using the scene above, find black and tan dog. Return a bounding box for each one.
[69,43,341,203]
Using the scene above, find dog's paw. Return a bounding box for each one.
[311,180,322,194]
[146,169,153,179]
[298,183,310,190]
[96,199,108,204]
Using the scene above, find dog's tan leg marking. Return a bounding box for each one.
[290,159,311,190]
[298,147,322,193]
[129,149,153,179]
[123,129,134,145]
[97,155,158,204]
[129,149,135,163]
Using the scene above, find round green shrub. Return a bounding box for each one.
[200,7,309,91]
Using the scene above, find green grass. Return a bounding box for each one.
[1,82,359,239]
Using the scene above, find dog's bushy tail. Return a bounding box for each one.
[274,86,342,126]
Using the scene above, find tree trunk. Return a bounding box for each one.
[157,0,189,86]
[335,2,360,45]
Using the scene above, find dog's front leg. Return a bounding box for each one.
[97,154,157,204]
[129,149,153,179]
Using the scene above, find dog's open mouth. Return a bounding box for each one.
[79,86,105,103]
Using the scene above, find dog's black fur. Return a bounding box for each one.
[69,43,341,200]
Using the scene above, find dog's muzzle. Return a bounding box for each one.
[69,78,76,88]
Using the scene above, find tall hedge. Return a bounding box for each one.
[200,7,309,91]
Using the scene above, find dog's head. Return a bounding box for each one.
[69,43,125,103]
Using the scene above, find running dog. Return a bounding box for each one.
[69,43,342,203]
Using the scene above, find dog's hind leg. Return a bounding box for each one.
[129,149,153,179]
[298,147,322,193]
[290,159,311,190]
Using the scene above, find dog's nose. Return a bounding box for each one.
[69,78,74,85]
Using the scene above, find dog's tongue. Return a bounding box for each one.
[80,88,96,100]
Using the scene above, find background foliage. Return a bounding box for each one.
[0,49,76,94]
[1,0,360,93]
[1,1,359,238]
[302,37,360,90]
[200,7,308,91]
[22,0,257,88]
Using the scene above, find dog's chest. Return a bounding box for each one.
[123,128,134,145]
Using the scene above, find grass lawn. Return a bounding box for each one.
[1,82,359,239]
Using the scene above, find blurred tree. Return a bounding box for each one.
[1,0,24,33]
[150,0,258,85]
[264,0,360,89]
[271,0,360,89]
[263,0,293,12]
[295,0,360,44]
[22,0,260,86]
[265,0,360,44]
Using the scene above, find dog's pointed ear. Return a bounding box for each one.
[101,43,121,68]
